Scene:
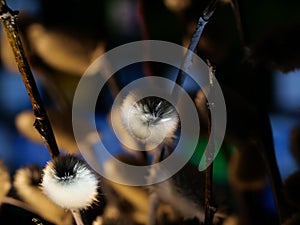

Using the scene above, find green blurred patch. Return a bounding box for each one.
[189,138,233,185]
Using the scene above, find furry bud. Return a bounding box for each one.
[42,155,99,210]
[121,94,179,147]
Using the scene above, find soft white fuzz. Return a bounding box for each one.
[121,94,179,146]
[14,166,73,225]
[42,155,99,210]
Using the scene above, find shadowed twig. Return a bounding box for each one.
[173,0,218,91]
[137,0,153,77]
[0,0,60,159]
[227,1,294,223]
[167,0,219,224]
[170,1,219,224]
[204,62,217,225]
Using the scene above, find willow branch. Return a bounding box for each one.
[0,0,60,159]
[173,0,218,91]
[137,0,153,77]
[204,62,217,225]
[170,1,218,221]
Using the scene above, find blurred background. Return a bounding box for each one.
[0,0,300,224]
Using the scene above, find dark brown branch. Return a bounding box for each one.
[0,0,60,159]
[170,1,219,221]
[204,62,217,225]
[204,163,216,225]
[173,0,217,96]
[137,0,153,77]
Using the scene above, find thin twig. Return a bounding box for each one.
[137,0,153,77]
[71,209,84,225]
[204,62,217,225]
[170,2,218,223]
[173,0,218,92]
[0,0,60,159]
[228,1,292,223]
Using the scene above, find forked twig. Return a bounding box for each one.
[0,0,60,159]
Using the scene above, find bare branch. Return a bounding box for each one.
[173,0,218,90]
[204,61,217,225]
[0,0,60,159]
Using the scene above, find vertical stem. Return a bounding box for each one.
[172,0,217,99]
[148,192,159,225]
[204,164,215,225]
[204,63,217,225]
[0,1,60,159]
[173,16,208,88]
[228,1,290,222]
[137,0,153,77]
[168,0,218,222]
[71,209,84,225]
[259,111,291,223]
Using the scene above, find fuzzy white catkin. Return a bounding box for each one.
[42,156,99,210]
[14,166,73,225]
[121,94,179,147]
